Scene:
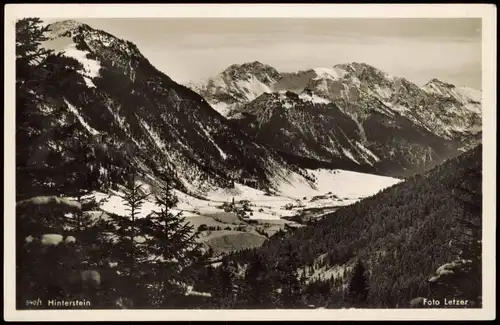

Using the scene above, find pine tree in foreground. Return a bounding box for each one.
[106,171,150,307]
[16,17,53,87]
[16,17,55,201]
[140,180,207,308]
[347,259,370,308]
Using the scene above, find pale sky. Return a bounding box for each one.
[46,18,482,89]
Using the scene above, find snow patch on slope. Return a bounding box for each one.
[299,92,330,104]
[457,86,482,104]
[355,141,380,162]
[342,148,360,165]
[372,85,393,100]
[299,263,351,284]
[384,101,410,114]
[197,123,227,160]
[209,102,233,117]
[423,81,482,108]
[93,190,198,220]
[313,67,348,80]
[235,75,273,101]
[139,119,166,151]
[64,100,99,135]
[62,43,101,88]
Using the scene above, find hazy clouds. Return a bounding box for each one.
[60,18,482,89]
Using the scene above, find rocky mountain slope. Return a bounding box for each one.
[227,90,379,174]
[190,62,482,177]
[188,61,282,117]
[19,20,318,199]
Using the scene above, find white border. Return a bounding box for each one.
[4,3,496,321]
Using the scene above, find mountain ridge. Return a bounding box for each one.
[189,61,481,177]
[18,19,324,200]
[189,61,481,134]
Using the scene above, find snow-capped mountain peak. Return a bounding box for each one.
[312,67,349,81]
[422,78,481,106]
[191,60,482,177]
[220,61,281,84]
[424,78,456,88]
[190,60,482,142]
[223,61,280,78]
[187,61,282,116]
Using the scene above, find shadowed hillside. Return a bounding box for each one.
[222,144,482,308]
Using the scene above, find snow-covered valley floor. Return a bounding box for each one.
[83,169,402,253]
[92,169,400,221]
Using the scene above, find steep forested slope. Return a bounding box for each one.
[224,144,482,307]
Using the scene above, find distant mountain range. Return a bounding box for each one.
[189,61,482,177]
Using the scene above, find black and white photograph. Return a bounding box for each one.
[4,3,496,321]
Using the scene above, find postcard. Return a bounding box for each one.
[4,3,496,321]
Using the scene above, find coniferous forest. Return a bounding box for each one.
[14,17,483,310]
[217,144,482,308]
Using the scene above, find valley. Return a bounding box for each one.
[86,168,402,254]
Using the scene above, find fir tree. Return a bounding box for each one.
[347,259,370,307]
[212,259,237,308]
[15,88,112,307]
[15,194,101,307]
[15,17,94,200]
[277,243,302,308]
[16,18,53,82]
[140,180,205,308]
[106,171,150,307]
[16,17,54,200]
[241,254,275,308]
